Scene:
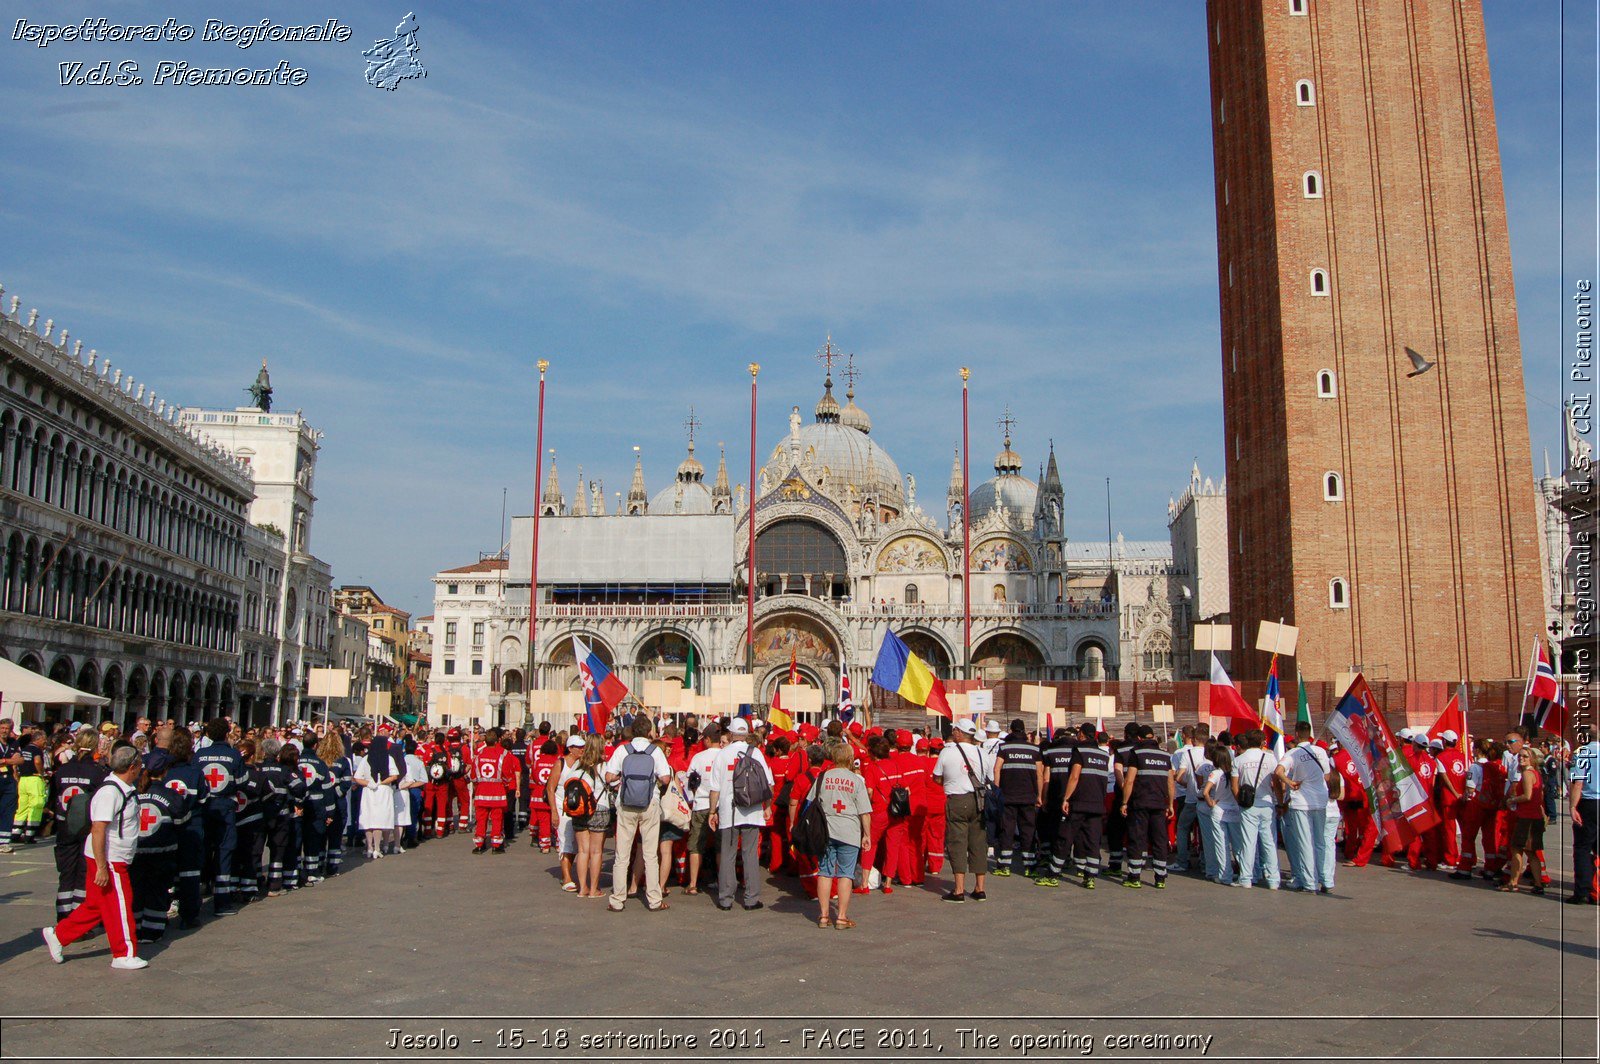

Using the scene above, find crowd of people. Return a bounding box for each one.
[1,707,1593,970]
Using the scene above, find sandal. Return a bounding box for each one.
[835,918,857,930]
[818,917,833,929]
[648,901,670,912]
[684,888,699,896]
[1497,884,1518,893]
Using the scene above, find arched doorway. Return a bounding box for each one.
[49,657,74,685]
[1075,639,1109,682]
[750,613,840,722]
[101,664,124,726]
[546,635,616,691]
[973,632,1046,682]
[900,630,953,679]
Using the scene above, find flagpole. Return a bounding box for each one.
[960,367,972,680]
[529,360,549,706]
[746,363,760,677]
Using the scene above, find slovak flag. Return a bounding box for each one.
[573,636,627,735]
[1524,641,1566,735]
[838,673,855,725]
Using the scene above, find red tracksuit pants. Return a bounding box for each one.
[54,857,137,961]
[883,817,918,885]
[423,784,452,837]
[1437,799,1461,870]
[473,803,506,847]
[858,807,888,888]
[1486,810,1514,873]
[529,803,553,848]
[924,808,947,874]
[1456,803,1492,871]
[1341,802,1377,866]
[450,778,471,828]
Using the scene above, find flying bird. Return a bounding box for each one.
[1404,346,1436,378]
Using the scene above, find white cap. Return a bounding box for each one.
[1440,730,1459,743]
[1397,727,1415,739]
[1428,738,1444,751]
[954,719,979,735]
[565,735,586,749]
[728,719,750,735]
[984,721,1002,734]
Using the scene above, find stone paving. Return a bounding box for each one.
[0,825,1594,1062]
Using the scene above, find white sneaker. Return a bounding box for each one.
[41,927,65,963]
[110,956,149,970]
[0,844,15,854]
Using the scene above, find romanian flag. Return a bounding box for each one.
[871,630,951,718]
[768,651,797,731]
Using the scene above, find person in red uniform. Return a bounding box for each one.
[763,736,794,874]
[1432,732,1467,871]
[1404,736,1441,870]
[786,748,826,899]
[444,728,471,833]
[1449,740,1491,878]
[417,731,450,839]
[856,735,893,894]
[1478,742,1510,878]
[1329,740,1374,866]
[922,737,948,876]
[886,730,928,886]
[469,728,517,854]
[528,739,560,852]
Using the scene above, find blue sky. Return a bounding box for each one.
[0,2,1585,617]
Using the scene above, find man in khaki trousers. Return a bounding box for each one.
[605,717,672,912]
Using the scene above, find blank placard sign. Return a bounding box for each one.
[307,668,350,699]
[1192,624,1233,652]
[1151,703,1175,723]
[1255,620,1300,657]
[1085,695,1117,720]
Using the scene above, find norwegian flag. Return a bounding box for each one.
[1524,641,1566,735]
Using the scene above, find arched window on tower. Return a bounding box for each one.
[1329,578,1349,609]
[1291,0,1307,14]
[1324,471,1344,501]
[1317,369,1337,397]
[1310,268,1329,295]
[1296,79,1315,105]
[1303,170,1322,198]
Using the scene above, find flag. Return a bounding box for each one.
[572,636,627,735]
[1427,683,1467,751]
[768,651,798,731]
[683,643,697,695]
[871,630,951,718]
[1296,680,1311,734]
[1207,653,1259,725]
[1324,675,1440,854]
[838,673,855,724]
[1262,659,1286,757]
[1523,641,1566,735]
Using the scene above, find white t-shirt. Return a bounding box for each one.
[686,748,721,812]
[1232,748,1280,809]
[934,742,989,795]
[86,775,141,864]
[1203,768,1241,823]
[1284,743,1331,811]
[711,741,773,827]
[1172,745,1213,803]
[604,737,671,783]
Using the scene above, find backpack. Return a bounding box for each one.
[67,781,129,839]
[792,772,830,858]
[618,743,658,811]
[731,747,773,808]
[562,774,597,818]
[426,749,448,783]
[888,783,913,818]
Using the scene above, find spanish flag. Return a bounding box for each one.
[871,630,951,719]
[768,651,797,731]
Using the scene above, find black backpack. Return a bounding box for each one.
[888,785,912,818]
[791,772,830,858]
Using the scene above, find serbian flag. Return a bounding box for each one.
[1262,659,1286,757]
[573,636,627,735]
[1207,653,1259,726]
[769,651,797,731]
[1324,675,1440,854]
[1428,683,1468,754]
[871,630,951,718]
[838,673,855,724]
[1523,641,1567,736]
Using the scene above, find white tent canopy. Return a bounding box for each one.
[0,657,111,723]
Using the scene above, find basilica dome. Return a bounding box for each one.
[763,376,904,515]
[650,441,718,514]
[969,433,1037,525]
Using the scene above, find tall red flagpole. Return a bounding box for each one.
[961,366,972,679]
[529,359,549,698]
[746,362,760,674]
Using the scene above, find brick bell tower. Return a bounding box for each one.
[1206,0,1543,683]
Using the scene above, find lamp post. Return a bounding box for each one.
[529,359,549,707]
[961,366,972,680]
[746,362,760,673]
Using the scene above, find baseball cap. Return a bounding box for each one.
[99,722,118,734]
[1428,738,1444,751]
[1440,730,1459,743]
[565,735,586,749]
[954,719,978,735]
[984,721,1002,734]
[728,719,750,735]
